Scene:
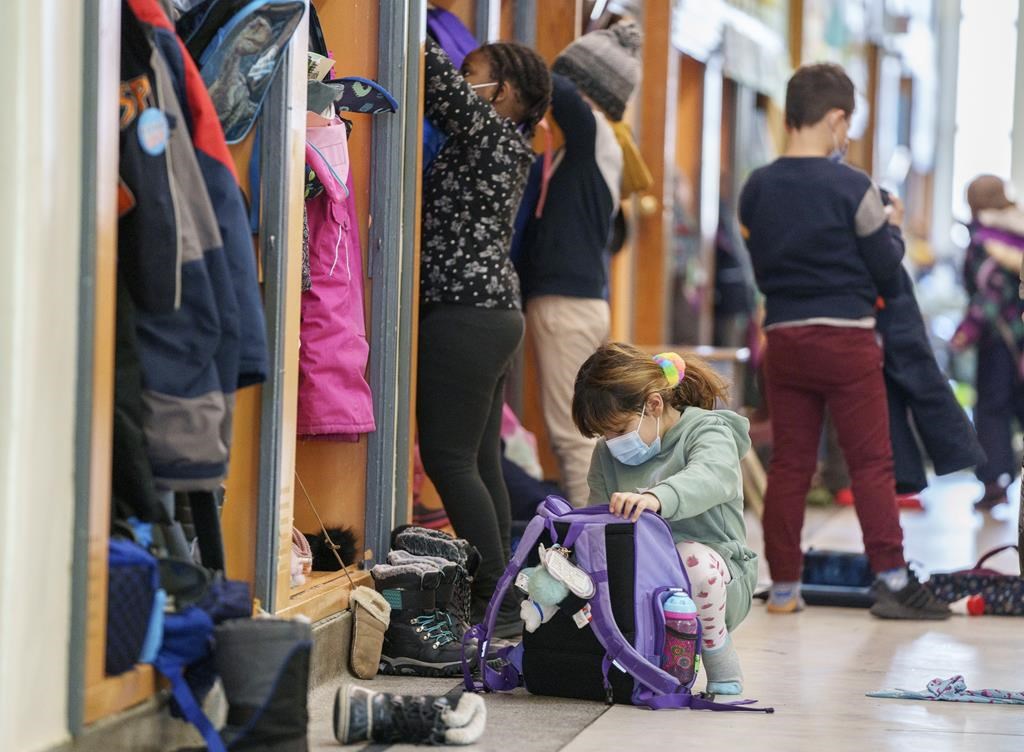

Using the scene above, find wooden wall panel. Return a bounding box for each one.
[292,0,379,540]
[675,55,705,202]
[500,0,516,39]
[222,386,261,584]
[633,0,672,344]
[535,0,580,63]
[608,203,635,341]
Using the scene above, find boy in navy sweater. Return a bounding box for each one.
[739,63,949,620]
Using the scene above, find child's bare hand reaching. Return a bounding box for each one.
[609,492,661,522]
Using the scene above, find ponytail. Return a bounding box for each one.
[572,343,730,437]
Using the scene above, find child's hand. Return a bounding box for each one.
[609,492,661,522]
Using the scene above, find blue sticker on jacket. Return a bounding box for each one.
[138,108,170,156]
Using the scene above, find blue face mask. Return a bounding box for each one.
[606,403,661,466]
[828,126,849,163]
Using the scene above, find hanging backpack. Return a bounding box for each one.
[462,496,772,712]
[194,0,306,143]
[106,538,162,676]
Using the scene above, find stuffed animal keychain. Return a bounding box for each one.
[517,544,596,632]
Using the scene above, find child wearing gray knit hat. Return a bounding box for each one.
[552,20,643,121]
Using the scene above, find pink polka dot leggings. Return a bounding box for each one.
[676,540,732,651]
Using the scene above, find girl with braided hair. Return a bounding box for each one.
[572,343,758,695]
[417,37,551,635]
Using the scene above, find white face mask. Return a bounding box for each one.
[606,402,661,466]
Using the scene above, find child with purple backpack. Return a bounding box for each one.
[572,343,757,695]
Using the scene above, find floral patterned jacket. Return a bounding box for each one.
[420,37,534,310]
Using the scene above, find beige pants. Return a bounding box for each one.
[526,295,611,507]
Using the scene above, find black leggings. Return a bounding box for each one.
[417,304,524,600]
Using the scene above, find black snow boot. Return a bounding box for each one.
[333,683,486,745]
[372,564,476,677]
[387,549,466,638]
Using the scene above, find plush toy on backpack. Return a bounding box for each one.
[518,543,595,632]
[519,565,568,632]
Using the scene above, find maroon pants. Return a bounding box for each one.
[763,326,906,581]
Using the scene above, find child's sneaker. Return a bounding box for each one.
[869,570,951,620]
[975,480,1009,511]
[895,493,924,511]
[765,582,805,613]
[834,488,855,506]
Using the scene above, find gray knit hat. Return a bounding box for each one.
[552,20,643,122]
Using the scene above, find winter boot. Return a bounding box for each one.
[388,550,466,638]
[372,564,475,676]
[391,527,480,627]
[213,618,312,751]
[333,683,486,745]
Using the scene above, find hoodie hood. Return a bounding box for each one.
[664,407,751,460]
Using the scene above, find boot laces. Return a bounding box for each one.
[386,695,448,744]
[412,614,456,647]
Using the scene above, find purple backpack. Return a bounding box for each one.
[463,496,772,712]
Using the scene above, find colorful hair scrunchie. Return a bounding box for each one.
[653,352,687,387]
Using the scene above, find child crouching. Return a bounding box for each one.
[572,343,758,695]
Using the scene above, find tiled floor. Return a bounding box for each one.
[312,473,1023,752]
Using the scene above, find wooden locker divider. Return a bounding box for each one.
[284,0,380,611]
[81,0,163,725]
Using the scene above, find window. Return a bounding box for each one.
[951,0,1018,220]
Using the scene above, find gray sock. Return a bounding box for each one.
[703,635,743,695]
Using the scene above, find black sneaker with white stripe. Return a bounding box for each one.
[869,570,951,620]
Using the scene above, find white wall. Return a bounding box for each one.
[0,0,83,748]
[1012,0,1024,199]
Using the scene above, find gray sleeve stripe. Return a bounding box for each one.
[854,183,887,237]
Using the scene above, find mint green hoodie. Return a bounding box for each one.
[587,407,758,631]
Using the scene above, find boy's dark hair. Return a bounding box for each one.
[785,63,855,129]
[477,42,553,135]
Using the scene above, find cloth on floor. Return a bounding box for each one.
[867,675,1024,704]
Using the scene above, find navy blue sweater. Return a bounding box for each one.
[515,74,622,301]
[738,157,904,327]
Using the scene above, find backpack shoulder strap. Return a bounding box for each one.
[975,544,1019,569]
[154,656,227,752]
[573,525,680,697]
[462,511,551,693]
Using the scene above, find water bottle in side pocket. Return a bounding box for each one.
[661,592,699,685]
